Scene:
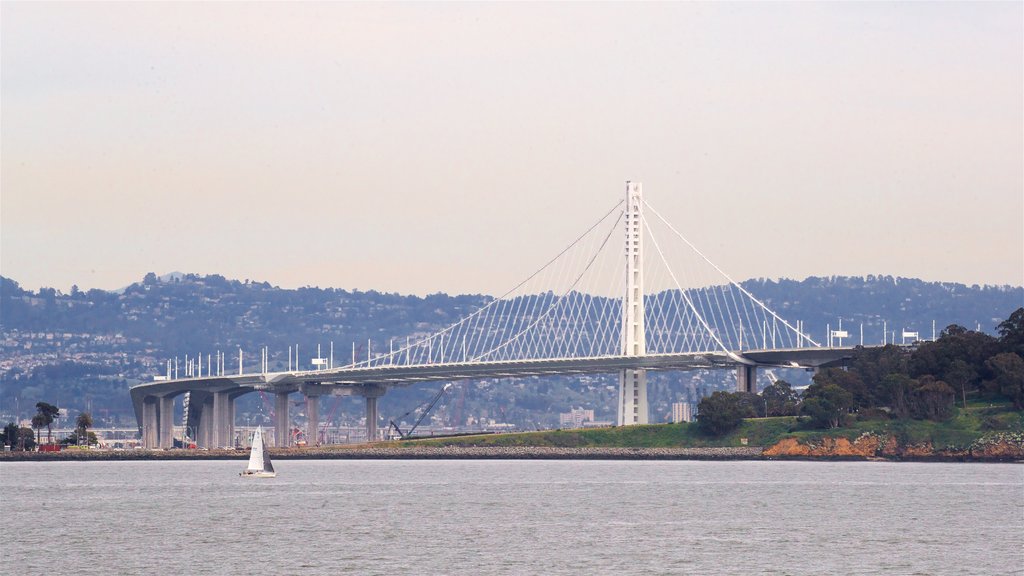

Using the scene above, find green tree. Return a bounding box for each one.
[62,431,98,446]
[761,381,800,416]
[75,412,94,446]
[910,326,997,384]
[812,368,872,410]
[734,392,763,418]
[997,308,1024,356]
[34,402,59,445]
[850,345,910,403]
[0,422,19,449]
[882,373,916,418]
[31,414,47,446]
[800,383,854,429]
[17,427,36,451]
[696,392,746,436]
[910,375,955,421]
[985,352,1024,410]
[944,359,977,409]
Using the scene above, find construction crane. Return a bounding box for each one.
[388,383,453,439]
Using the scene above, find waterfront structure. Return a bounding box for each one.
[132,182,866,448]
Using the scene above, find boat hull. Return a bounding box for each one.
[240,470,277,478]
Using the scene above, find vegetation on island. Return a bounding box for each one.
[694,308,1024,437]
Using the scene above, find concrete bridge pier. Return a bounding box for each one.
[305,394,319,447]
[213,391,235,448]
[275,391,290,448]
[142,397,158,448]
[361,385,386,442]
[159,396,175,449]
[198,396,214,448]
[736,365,758,394]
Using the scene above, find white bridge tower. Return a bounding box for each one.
[618,181,648,425]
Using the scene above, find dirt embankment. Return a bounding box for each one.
[763,432,1024,461]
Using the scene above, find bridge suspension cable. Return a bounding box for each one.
[642,200,819,349]
[342,186,818,371]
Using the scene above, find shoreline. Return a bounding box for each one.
[1,445,1020,463]
[0,446,764,462]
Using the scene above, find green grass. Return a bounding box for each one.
[400,405,1023,451]
[404,418,797,449]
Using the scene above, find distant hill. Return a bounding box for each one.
[1,273,1020,430]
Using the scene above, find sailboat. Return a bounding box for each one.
[240,426,276,478]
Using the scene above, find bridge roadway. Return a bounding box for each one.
[131,345,862,450]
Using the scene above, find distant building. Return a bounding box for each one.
[559,407,595,428]
[672,402,694,423]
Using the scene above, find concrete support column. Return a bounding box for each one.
[143,397,158,449]
[361,385,386,442]
[275,391,290,448]
[213,391,234,448]
[305,394,320,447]
[618,369,648,425]
[366,396,378,442]
[158,396,175,449]
[736,365,758,394]
[225,395,236,448]
[198,397,214,448]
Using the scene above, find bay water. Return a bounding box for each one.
[2,460,1021,575]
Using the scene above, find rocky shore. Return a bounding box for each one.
[762,431,1024,462]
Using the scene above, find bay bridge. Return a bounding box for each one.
[131,182,860,449]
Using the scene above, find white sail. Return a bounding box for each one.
[241,426,275,477]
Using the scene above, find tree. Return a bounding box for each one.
[812,368,872,410]
[944,359,977,409]
[75,412,94,446]
[0,422,19,450]
[850,345,910,404]
[910,326,997,383]
[62,431,98,446]
[882,373,916,418]
[761,381,800,417]
[75,413,94,444]
[696,392,746,436]
[910,376,955,421]
[800,383,854,429]
[17,427,36,451]
[34,402,60,445]
[31,414,47,446]
[734,392,764,418]
[997,308,1024,356]
[985,352,1024,410]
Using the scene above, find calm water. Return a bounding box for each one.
[1,460,1021,575]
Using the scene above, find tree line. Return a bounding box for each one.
[0,401,96,451]
[697,308,1024,435]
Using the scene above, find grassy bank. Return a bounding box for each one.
[403,418,795,449]
[402,403,1024,451]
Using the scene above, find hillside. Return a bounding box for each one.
[1,273,1020,430]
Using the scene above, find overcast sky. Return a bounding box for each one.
[2,2,1021,296]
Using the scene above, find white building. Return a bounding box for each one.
[672,402,694,423]
[559,407,595,428]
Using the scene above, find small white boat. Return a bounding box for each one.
[240,426,276,478]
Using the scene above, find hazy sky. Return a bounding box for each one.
[3,2,1022,296]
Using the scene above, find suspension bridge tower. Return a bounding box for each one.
[618,181,648,425]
